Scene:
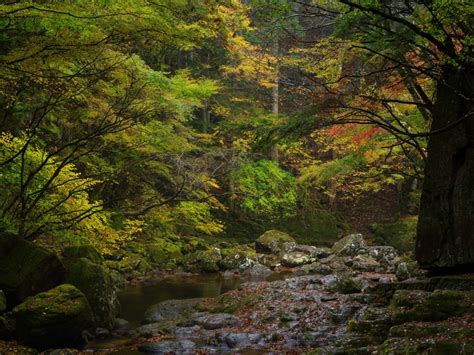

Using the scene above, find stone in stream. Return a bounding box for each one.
[143,298,201,324]
[139,339,196,354]
[135,320,176,338]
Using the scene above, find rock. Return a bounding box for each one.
[0,290,6,313]
[367,246,398,261]
[393,289,471,323]
[62,245,104,264]
[10,284,94,348]
[220,246,255,270]
[390,290,430,308]
[294,245,330,259]
[396,262,410,281]
[333,276,362,294]
[191,312,240,329]
[0,315,15,338]
[281,252,313,267]
[331,234,367,257]
[300,262,332,275]
[113,318,129,330]
[64,257,117,329]
[242,263,272,278]
[0,236,65,305]
[139,340,195,354]
[94,327,110,339]
[217,332,263,348]
[255,230,296,254]
[183,248,222,273]
[352,255,380,272]
[143,298,201,324]
[135,320,176,337]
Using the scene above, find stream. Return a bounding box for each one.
[86,272,287,353]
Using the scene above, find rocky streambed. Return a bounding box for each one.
[2,230,474,354]
[90,232,474,354]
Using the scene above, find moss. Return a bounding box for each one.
[219,245,255,270]
[392,290,471,323]
[11,284,93,348]
[371,216,417,253]
[182,248,222,273]
[64,258,117,329]
[63,245,104,264]
[390,290,430,308]
[145,240,183,269]
[334,277,362,295]
[211,293,256,314]
[255,230,295,253]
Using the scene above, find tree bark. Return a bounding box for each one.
[415,65,474,269]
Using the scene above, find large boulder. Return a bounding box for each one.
[331,234,367,257]
[10,284,94,348]
[255,230,296,254]
[64,258,117,329]
[0,235,65,306]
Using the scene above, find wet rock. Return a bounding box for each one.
[135,320,176,337]
[217,332,263,348]
[242,263,272,278]
[10,284,94,348]
[191,312,240,329]
[331,234,367,257]
[139,339,195,354]
[281,252,313,267]
[255,230,296,254]
[113,318,129,330]
[0,236,65,305]
[396,262,410,281]
[143,298,201,324]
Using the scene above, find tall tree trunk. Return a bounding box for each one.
[415,65,474,269]
[270,39,279,164]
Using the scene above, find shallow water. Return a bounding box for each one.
[118,274,243,327]
[87,272,288,353]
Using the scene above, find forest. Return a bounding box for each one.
[0,0,473,353]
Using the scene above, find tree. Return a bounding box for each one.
[293,0,473,268]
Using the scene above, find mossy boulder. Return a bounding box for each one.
[219,246,256,270]
[0,235,65,306]
[64,258,117,329]
[63,245,104,264]
[0,291,6,313]
[10,284,93,348]
[334,276,363,295]
[145,240,183,269]
[255,230,296,254]
[183,248,222,273]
